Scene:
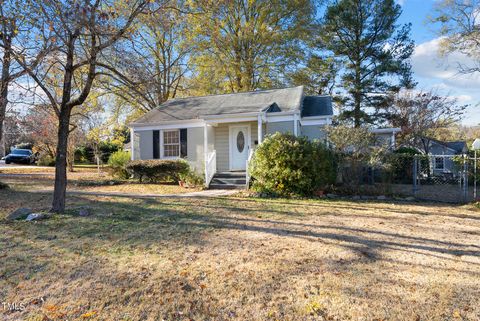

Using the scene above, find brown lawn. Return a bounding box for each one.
[0,173,479,320]
[0,165,201,195]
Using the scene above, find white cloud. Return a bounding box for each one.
[396,0,406,6]
[412,37,480,90]
[411,38,480,125]
[454,94,473,104]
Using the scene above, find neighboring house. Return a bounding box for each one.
[371,128,401,149]
[128,86,399,188]
[421,138,468,176]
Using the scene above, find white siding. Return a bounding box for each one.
[266,121,294,135]
[185,126,215,174]
[139,130,153,160]
[301,125,327,141]
[186,127,204,172]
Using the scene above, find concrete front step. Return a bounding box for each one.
[209,171,247,190]
[214,171,246,179]
[209,183,245,190]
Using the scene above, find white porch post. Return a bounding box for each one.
[130,128,135,160]
[293,113,299,136]
[204,123,208,186]
[257,114,263,144]
[391,131,396,149]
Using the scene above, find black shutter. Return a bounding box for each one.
[153,130,160,159]
[180,128,187,158]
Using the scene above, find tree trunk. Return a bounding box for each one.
[353,61,362,128]
[0,35,12,157]
[51,33,76,213]
[51,108,71,213]
[67,153,74,172]
[354,93,361,128]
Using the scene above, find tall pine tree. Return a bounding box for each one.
[321,0,415,127]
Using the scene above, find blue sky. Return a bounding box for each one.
[397,0,480,126]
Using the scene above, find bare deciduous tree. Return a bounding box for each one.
[13,0,150,212]
[99,3,191,112]
[384,90,468,154]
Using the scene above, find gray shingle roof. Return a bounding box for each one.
[444,141,467,154]
[428,138,468,154]
[131,86,304,124]
[301,96,333,117]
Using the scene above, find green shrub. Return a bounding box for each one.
[37,154,55,166]
[179,169,204,187]
[74,146,89,163]
[249,133,336,196]
[99,141,121,163]
[108,151,131,179]
[126,159,190,183]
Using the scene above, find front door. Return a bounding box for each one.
[229,125,249,170]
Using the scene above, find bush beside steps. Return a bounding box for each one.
[249,132,336,197]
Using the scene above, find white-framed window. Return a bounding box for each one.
[434,156,444,170]
[162,130,180,157]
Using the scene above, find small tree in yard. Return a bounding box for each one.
[325,125,386,185]
[23,104,84,171]
[12,0,151,213]
[108,150,130,179]
[249,133,336,196]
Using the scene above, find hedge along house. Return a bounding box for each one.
[128,86,338,188]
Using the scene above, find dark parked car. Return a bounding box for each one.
[4,149,37,164]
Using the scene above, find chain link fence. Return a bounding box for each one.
[336,153,479,203]
[410,155,475,203]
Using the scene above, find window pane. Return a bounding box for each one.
[435,157,444,169]
[164,130,179,144]
[164,145,179,157]
[163,130,180,157]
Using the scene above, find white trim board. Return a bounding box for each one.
[300,118,332,126]
[266,114,295,123]
[132,122,205,132]
[370,127,401,134]
[205,116,258,124]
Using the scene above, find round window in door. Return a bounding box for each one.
[236,131,245,153]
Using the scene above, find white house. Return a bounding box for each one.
[128,86,399,188]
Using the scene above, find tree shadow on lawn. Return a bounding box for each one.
[217,196,480,221]
[3,190,479,268]
[65,190,480,223]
